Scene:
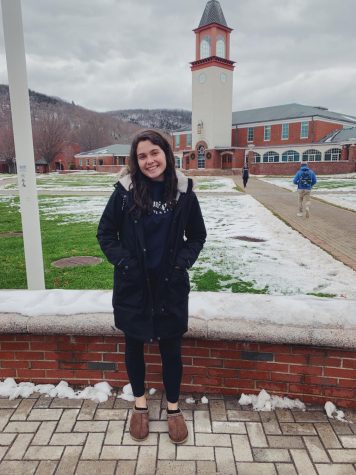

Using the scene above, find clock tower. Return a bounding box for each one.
[191,0,235,166]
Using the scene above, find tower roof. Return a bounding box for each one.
[198,0,228,28]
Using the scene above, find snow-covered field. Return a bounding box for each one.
[2,171,119,191]
[258,174,356,211]
[193,176,237,192]
[2,187,356,298]
[1,172,238,193]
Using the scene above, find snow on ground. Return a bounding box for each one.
[0,378,113,402]
[1,189,356,297]
[197,194,356,298]
[1,171,119,191]
[192,176,237,192]
[316,193,356,212]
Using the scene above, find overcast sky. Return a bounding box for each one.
[1,0,356,115]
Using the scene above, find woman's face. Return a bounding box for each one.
[136,140,167,182]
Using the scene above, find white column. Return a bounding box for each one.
[1,0,45,289]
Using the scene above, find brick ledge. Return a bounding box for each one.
[1,312,355,349]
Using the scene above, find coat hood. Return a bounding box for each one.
[116,167,191,197]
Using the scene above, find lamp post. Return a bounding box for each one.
[247,143,255,167]
[1,0,45,289]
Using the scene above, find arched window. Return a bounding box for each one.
[200,36,211,59]
[302,149,321,162]
[325,148,341,161]
[216,35,225,58]
[197,145,205,169]
[282,150,300,162]
[263,151,279,163]
[253,152,261,163]
[247,152,261,163]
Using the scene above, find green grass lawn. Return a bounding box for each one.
[0,198,113,289]
[0,197,268,293]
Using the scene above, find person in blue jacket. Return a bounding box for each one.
[293,163,317,218]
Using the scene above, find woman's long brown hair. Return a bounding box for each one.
[128,130,178,215]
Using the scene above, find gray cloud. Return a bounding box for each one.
[1,0,355,114]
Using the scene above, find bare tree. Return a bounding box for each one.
[32,108,70,165]
[72,115,114,151]
[0,124,16,173]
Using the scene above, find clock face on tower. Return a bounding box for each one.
[199,73,206,84]
[220,72,227,83]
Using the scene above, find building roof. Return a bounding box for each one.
[76,144,131,157]
[319,126,356,144]
[198,0,227,28]
[232,103,356,126]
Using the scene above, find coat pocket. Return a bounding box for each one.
[165,267,190,313]
[113,258,144,309]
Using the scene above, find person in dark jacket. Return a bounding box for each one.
[242,165,249,188]
[293,163,317,218]
[97,130,206,444]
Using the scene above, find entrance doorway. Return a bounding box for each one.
[222,154,232,169]
[198,145,205,169]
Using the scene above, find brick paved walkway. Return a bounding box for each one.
[234,176,356,271]
[0,392,356,474]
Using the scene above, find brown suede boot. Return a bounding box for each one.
[167,410,188,444]
[129,407,149,441]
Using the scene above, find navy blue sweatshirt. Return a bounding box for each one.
[143,181,173,273]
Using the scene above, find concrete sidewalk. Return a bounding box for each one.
[0,392,356,475]
[235,176,356,271]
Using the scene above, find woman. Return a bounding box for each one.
[97,130,206,444]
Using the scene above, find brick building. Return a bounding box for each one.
[74,144,130,172]
[173,0,356,175]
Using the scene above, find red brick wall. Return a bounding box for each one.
[312,121,343,142]
[235,122,343,148]
[74,154,113,170]
[173,134,192,153]
[250,161,356,175]
[349,145,356,162]
[1,334,355,408]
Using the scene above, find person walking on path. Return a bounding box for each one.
[293,163,317,218]
[242,165,249,188]
[97,130,206,444]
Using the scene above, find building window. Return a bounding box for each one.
[175,156,181,168]
[86,159,90,167]
[253,152,261,163]
[264,125,271,141]
[282,150,300,162]
[302,149,321,161]
[186,134,192,147]
[281,123,289,140]
[200,36,211,59]
[198,145,205,169]
[119,156,126,165]
[216,35,225,58]
[79,159,83,167]
[301,121,309,138]
[93,159,97,166]
[99,159,104,165]
[247,127,254,142]
[175,135,180,147]
[263,151,279,163]
[325,148,341,161]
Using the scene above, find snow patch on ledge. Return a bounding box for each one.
[0,289,355,328]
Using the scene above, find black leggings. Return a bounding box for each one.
[124,334,183,403]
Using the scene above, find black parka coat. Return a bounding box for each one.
[97,170,207,342]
